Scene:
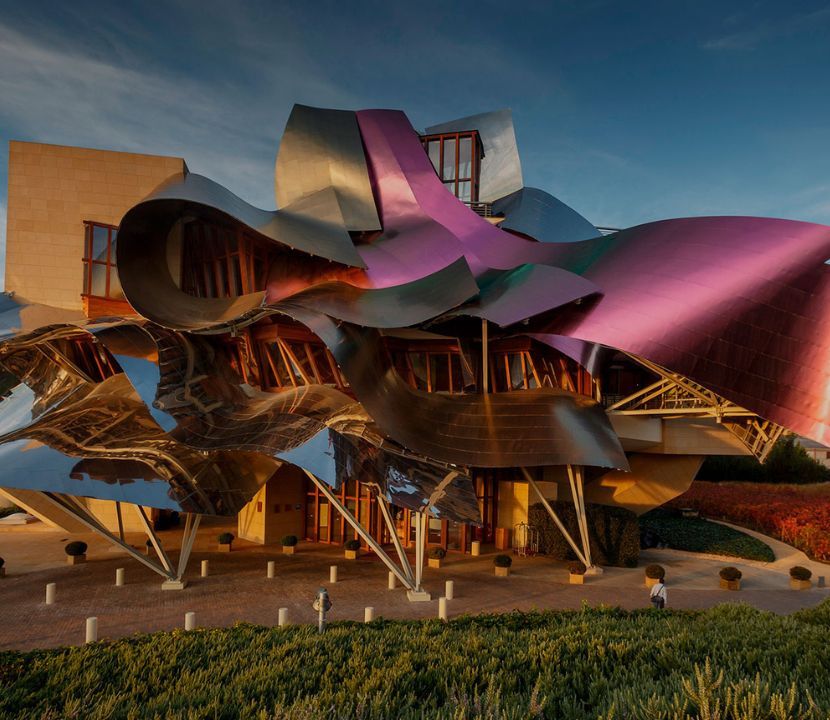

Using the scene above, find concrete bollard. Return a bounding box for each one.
[364,606,375,623]
[201,560,209,578]
[278,607,289,627]
[85,617,98,644]
[388,571,397,590]
[45,583,56,605]
[84,618,98,643]
[185,612,196,631]
[115,568,125,587]
[438,597,448,621]
[471,541,481,557]
[329,565,338,583]
[818,576,826,588]
[267,561,276,579]
[445,580,454,600]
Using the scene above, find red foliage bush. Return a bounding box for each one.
[669,482,830,561]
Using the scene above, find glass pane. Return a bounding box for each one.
[305,497,316,540]
[330,505,342,543]
[458,181,471,203]
[409,352,428,390]
[458,136,472,178]
[430,353,450,392]
[92,225,108,261]
[509,354,525,390]
[230,256,242,295]
[450,354,463,393]
[428,141,440,174]
[108,267,125,300]
[309,344,336,384]
[442,138,456,181]
[286,342,315,383]
[84,225,92,259]
[428,516,442,544]
[319,500,330,542]
[90,263,107,297]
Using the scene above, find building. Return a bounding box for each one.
[2,104,829,596]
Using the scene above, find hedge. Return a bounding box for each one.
[3,602,830,719]
[529,501,639,567]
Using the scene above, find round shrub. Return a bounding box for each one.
[428,547,447,560]
[145,539,153,547]
[64,541,87,557]
[217,532,234,545]
[720,566,742,581]
[281,535,298,547]
[0,556,4,568]
[494,554,512,568]
[568,561,587,575]
[344,539,361,551]
[645,564,665,579]
[790,566,812,581]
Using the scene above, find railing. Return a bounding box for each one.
[466,201,494,218]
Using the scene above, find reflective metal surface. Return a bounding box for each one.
[493,187,600,244]
[425,109,523,204]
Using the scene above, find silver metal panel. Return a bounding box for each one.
[275,104,381,231]
[493,187,600,244]
[425,109,523,204]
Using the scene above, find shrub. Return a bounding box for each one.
[64,541,87,557]
[428,547,447,559]
[719,566,742,581]
[790,566,812,581]
[217,533,234,545]
[344,539,361,551]
[645,564,665,579]
[281,535,298,547]
[529,502,639,567]
[569,561,587,575]
[0,556,4,568]
[494,554,512,568]
[145,539,153,547]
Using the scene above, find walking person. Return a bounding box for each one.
[650,575,667,609]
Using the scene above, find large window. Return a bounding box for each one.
[420,131,482,203]
[82,222,121,299]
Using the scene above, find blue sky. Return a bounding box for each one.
[2,1,830,288]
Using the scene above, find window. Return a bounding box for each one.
[82,222,121,299]
[420,131,482,203]
[256,336,346,391]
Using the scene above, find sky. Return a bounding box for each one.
[2,0,830,289]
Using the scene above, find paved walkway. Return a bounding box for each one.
[0,519,827,651]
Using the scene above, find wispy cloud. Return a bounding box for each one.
[702,6,830,51]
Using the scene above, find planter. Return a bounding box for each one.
[218,544,232,553]
[569,573,584,585]
[495,566,509,577]
[345,549,358,560]
[282,545,295,555]
[67,554,86,565]
[790,578,812,590]
[720,578,741,591]
[645,576,660,589]
[428,558,442,569]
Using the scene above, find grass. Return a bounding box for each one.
[2,602,830,719]
[640,508,775,562]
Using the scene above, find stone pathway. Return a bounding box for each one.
[0,519,827,652]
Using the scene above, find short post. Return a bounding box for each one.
[200,560,209,578]
[185,612,196,631]
[387,571,397,590]
[313,587,331,634]
[267,561,276,579]
[115,568,125,587]
[85,617,98,644]
[45,582,56,605]
[818,576,826,588]
[471,540,481,557]
[364,606,375,623]
[329,565,338,583]
[445,580,454,600]
[438,597,448,621]
[278,607,289,627]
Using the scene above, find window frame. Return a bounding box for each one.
[81,221,118,299]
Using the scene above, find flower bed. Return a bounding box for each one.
[669,481,830,561]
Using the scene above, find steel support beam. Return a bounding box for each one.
[133,505,174,574]
[303,470,416,591]
[376,494,415,585]
[566,465,594,569]
[176,513,201,581]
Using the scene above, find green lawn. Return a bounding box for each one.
[640,508,775,562]
[2,602,830,719]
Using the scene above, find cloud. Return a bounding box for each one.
[702,6,830,51]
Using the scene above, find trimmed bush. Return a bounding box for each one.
[344,539,361,551]
[645,564,665,579]
[529,502,639,567]
[494,554,512,568]
[719,566,742,581]
[568,561,587,575]
[0,556,4,568]
[281,535,298,547]
[790,566,812,581]
[217,533,234,545]
[64,542,87,557]
[428,547,446,560]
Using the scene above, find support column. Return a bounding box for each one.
[376,494,414,585]
[303,470,416,591]
[407,510,431,602]
[481,318,489,393]
[566,465,600,573]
